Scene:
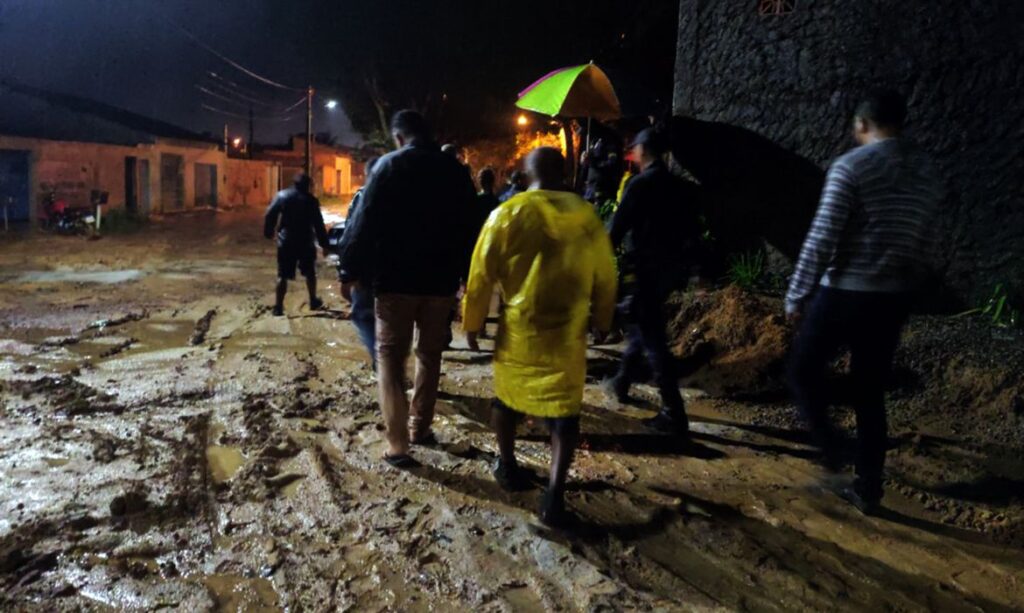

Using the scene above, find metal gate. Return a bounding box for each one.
[0,149,30,223]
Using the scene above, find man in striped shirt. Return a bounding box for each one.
[786,89,943,514]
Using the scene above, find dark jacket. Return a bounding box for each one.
[264,186,328,251]
[609,160,701,295]
[337,140,478,296]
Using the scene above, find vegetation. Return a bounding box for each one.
[725,250,765,290]
[100,209,146,234]
[955,283,1021,329]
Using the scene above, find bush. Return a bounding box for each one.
[100,208,145,234]
[725,250,765,290]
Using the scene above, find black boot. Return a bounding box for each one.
[492,458,531,492]
[643,408,689,435]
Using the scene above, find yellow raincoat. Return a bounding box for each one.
[463,190,617,418]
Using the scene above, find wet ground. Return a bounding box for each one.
[1,209,1022,611]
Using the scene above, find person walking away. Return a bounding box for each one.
[498,170,528,203]
[337,110,478,468]
[463,147,617,527]
[606,127,702,435]
[336,156,379,368]
[472,168,502,340]
[264,173,329,316]
[786,89,943,514]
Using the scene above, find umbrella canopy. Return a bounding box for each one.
[516,63,621,120]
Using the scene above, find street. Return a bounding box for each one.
[1,210,1022,611]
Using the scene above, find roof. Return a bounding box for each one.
[0,79,217,147]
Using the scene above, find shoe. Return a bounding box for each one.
[383,453,419,469]
[837,486,882,515]
[411,431,438,447]
[309,297,324,310]
[271,305,284,317]
[642,409,690,435]
[538,488,575,529]
[492,458,532,492]
[600,377,630,404]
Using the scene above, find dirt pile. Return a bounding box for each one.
[890,315,1024,448]
[666,285,792,397]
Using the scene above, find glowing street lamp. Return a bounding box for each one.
[232,137,243,148]
[325,99,339,110]
[516,113,529,127]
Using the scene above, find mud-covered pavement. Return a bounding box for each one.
[2,209,1022,611]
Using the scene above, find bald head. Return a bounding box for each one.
[525,147,566,190]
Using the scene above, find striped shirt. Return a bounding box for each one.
[785,138,944,314]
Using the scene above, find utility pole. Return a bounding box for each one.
[222,123,228,154]
[248,105,254,160]
[304,85,314,177]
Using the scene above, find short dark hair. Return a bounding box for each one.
[525,147,565,184]
[855,89,907,129]
[293,172,312,189]
[478,167,496,189]
[391,109,430,139]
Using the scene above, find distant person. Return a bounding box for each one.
[336,156,380,368]
[605,127,702,435]
[786,89,943,514]
[264,173,329,316]
[463,147,617,528]
[442,143,472,180]
[498,170,528,203]
[475,167,500,230]
[337,110,477,468]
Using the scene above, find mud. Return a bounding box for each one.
[1,209,1022,611]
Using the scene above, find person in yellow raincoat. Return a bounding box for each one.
[463,147,617,527]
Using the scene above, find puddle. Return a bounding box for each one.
[203,574,280,611]
[16,269,144,284]
[206,446,245,483]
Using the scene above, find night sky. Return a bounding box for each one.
[0,0,678,146]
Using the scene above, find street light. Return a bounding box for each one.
[232,137,242,148]
[325,99,338,110]
[516,113,529,127]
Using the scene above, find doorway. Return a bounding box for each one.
[194,163,218,208]
[138,159,151,216]
[160,153,185,211]
[124,156,138,214]
[0,149,30,223]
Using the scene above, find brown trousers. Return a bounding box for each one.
[375,293,456,454]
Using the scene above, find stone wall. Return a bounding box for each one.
[673,0,1024,306]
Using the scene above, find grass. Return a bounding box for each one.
[725,250,765,290]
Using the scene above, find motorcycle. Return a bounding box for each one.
[38,190,96,235]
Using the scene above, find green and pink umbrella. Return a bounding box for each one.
[515,62,621,121]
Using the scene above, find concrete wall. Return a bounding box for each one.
[0,134,294,220]
[225,158,278,208]
[673,0,1024,305]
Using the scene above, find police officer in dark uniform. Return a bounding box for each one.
[264,173,329,316]
[606,127,702,434]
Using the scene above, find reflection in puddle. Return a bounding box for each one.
[206,446,245,483]
[203,574,280,612]
[17,269,144,284]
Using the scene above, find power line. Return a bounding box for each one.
[153,8,304,92]
[198,80,305,114]
[199,103,296,122]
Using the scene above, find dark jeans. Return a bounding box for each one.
[788,286,911,501]
[612,293,686,414]
[350,285,376,368]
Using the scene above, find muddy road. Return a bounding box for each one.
[1,209,1022,611]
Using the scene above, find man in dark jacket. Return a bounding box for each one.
[337,110,478,466]
[606,127,702,435]
[264,173,328,316]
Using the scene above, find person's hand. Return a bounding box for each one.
[341,280,359,303]
[466,331,480,352]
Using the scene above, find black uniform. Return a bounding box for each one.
[264,186,328,280]
[608,159,702,418]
